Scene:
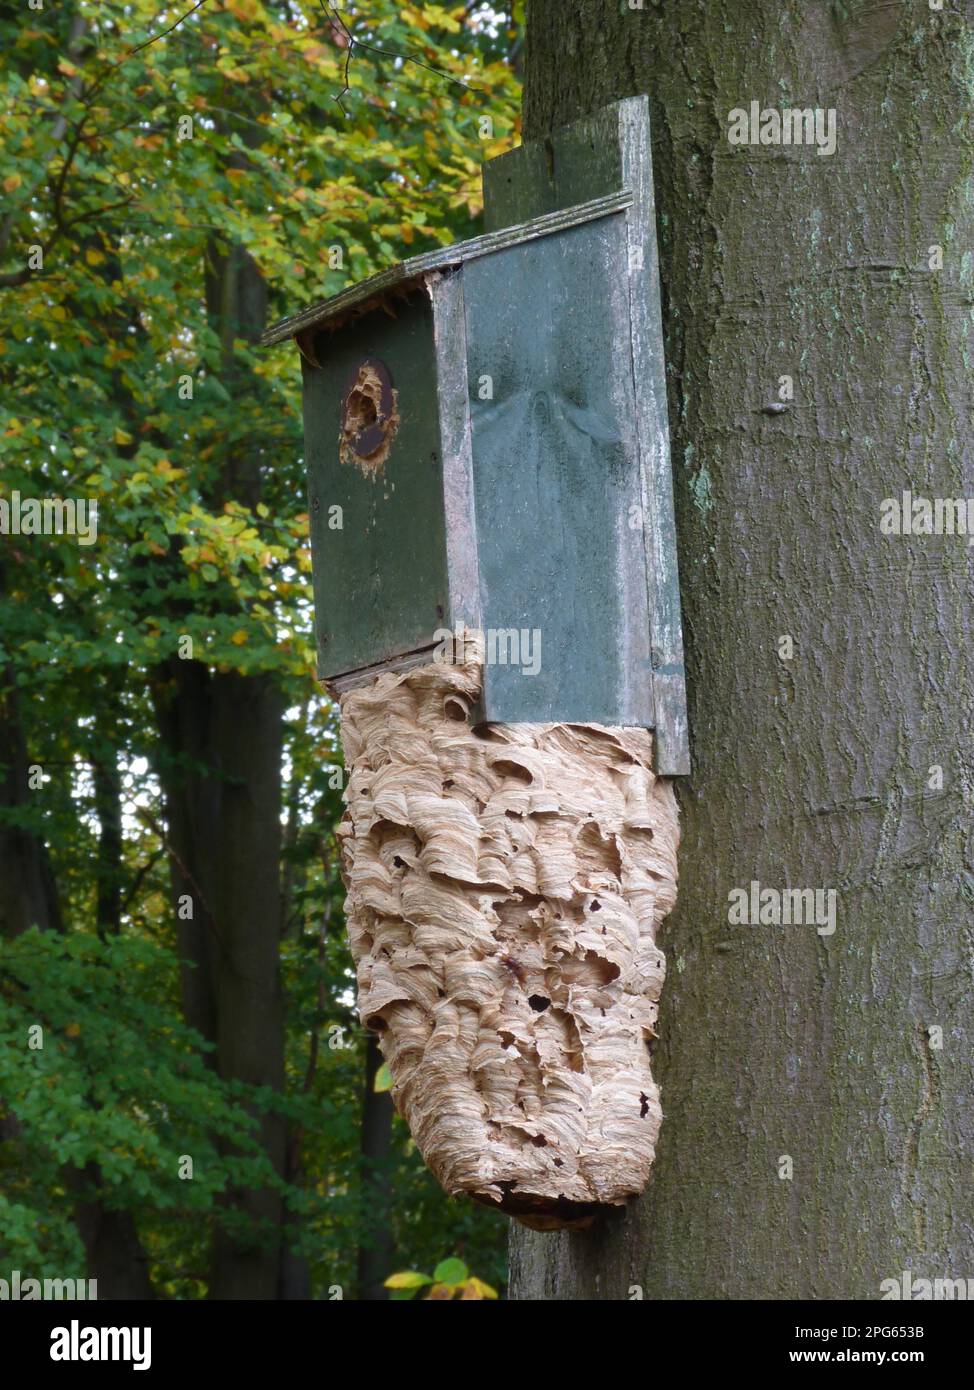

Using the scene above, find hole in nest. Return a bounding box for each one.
[443,697,468,722]
[531,1134,547,1147]
[339,358,399,475]
[639,1092,650,1118]
[553,1157,564,1167]
[472,724,507,743]
[392,855,406,869]
[528,994,550,1013]
[345,387,377,430]
[590,899,602,912]
[492,758,533,784]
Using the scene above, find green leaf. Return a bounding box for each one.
[373,1062,393,1092]
[433,1257,468,1286]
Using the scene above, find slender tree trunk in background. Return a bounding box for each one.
[511,0,974,1299]
[72,1166,154,1301]
[205,671,286,1300]
[356,1034,395,1301]
[150,234,287,1300]
[0,609,152,1293]
[152,663,287,1301]
[79,708,155,1298]
[92,699,124,939]
[0,557,62,938]
[0,665,62,939]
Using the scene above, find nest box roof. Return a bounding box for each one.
[259,188,632,348]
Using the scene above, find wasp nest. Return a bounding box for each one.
[336,634,679,1230]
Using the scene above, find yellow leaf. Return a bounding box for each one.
[230,629,248,646]
[384,1271,431,1289]
[401,5,431,30]
[114,427,133,445]
[467,1276,498,1299]
[3,173,22,194]
[426,3,462,33]
[85,247,105,266]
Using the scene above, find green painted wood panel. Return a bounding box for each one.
[302,295,448,679]
[463,213,656,726]
[482,97,690,773]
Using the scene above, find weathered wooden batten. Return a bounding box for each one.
[262,97,689,774]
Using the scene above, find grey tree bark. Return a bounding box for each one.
[510,0,974,1300]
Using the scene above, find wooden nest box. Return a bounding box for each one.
[262,97,689,774]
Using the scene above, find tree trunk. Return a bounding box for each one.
[151,663,287,1299]
[0,554,62,941]
[511,0,974,1299]
[149,230,286,1299]
[0,602,153,1295]
[71,1166,155,1301]
[356,1034,395,1301]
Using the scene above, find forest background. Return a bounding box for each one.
[0,0,521,1300]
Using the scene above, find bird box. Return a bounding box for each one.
[262,97,689,774]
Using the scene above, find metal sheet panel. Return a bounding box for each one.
[302,295,448,680]
[463,212,655,727]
